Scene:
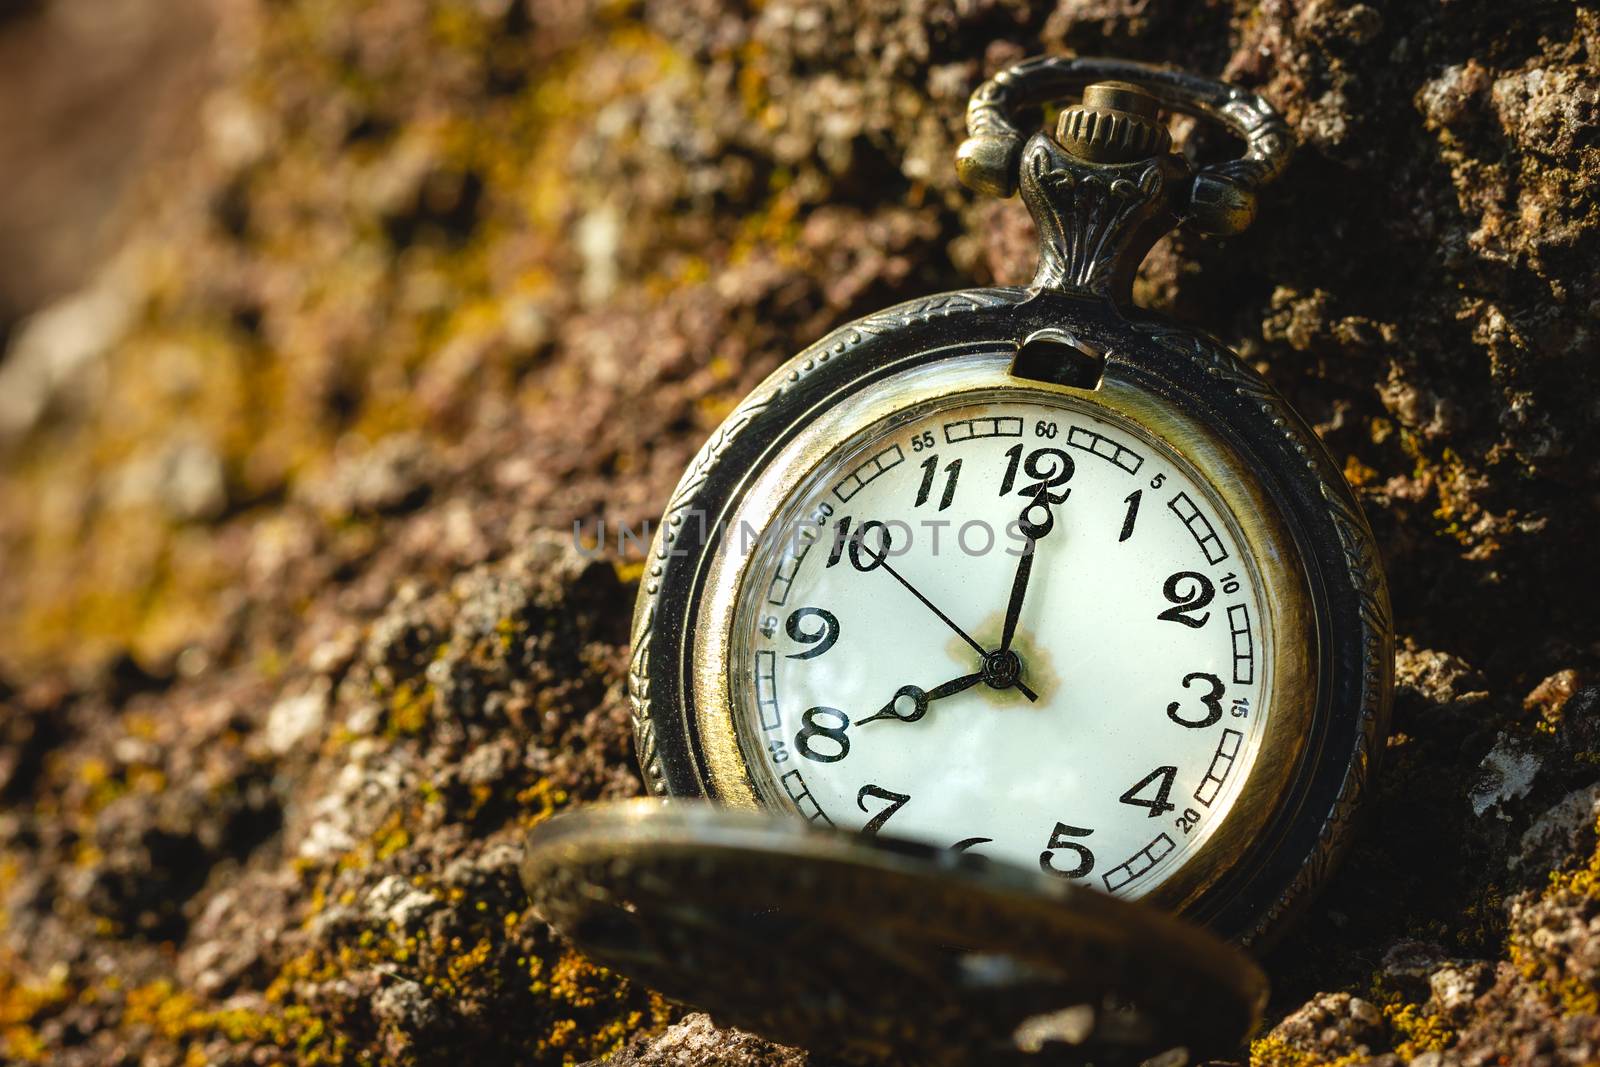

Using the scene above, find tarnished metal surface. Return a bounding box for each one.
[521,800,1267,1066]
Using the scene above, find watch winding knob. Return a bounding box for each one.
[1055,81,1172,164]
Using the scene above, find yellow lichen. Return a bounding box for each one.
[612,559,647,584]
[527,948,672,1064]
[1542,812,1600,899]
[0,962,72,1064]
[493,615,519,653]
[120,979,309,1062]
[515,778,569,828]
[1250,1033,1317,1067]
[1,1025,48,1063]
[387,679,435,737]
[1384,1000,1455,1058]
[1501,811,1600,1019]
[1343,455,1380,488]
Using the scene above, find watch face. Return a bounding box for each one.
[729,390,1274,901]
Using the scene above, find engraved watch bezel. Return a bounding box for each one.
[627,288,1392,946]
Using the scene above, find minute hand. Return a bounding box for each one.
[862,548,988,659]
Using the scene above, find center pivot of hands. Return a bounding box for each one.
[982,649,1023,690]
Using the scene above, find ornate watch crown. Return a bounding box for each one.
[1055,80,1172,163]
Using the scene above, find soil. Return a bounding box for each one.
[0,1,1597,1064]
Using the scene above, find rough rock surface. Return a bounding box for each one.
[0,0,1597,1064]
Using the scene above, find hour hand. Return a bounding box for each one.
[855,672,984,726]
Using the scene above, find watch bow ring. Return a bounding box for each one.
[957,55,1293,237]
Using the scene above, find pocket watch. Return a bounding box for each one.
[522,57,1392,1065]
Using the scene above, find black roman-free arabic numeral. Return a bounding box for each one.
[1157,570,1214,628]
[999,443,1019,492]
[999,445,1075,504]
[856,784,910,833]
[1039,822,1096,878]
[999,444,1023,495]
[1167,672,1225,729]
[914,454,961,511]
[795,706,851,762]
[825,516,851,567]
[1119,766,1177,818]
[1119,489,1142,542]
[825,517,893,571]
[825,516,850,567]
[784,607,840,659]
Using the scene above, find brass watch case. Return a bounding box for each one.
[624,57,1392,949]
[628,287,1392,946]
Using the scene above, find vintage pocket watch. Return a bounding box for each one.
[522,57,1392,1065]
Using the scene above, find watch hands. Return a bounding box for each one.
[855,672,985,726]
[860,548,986,657]
[857,543,1039,701]
[998,488,1060,655]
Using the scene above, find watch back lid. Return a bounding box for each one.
[520,799,1268,1066]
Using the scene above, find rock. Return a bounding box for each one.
[1394,644,1490,723]
[1383,940,1449,983]
[1514,784,1600,874]
[364,874,439,931]
[1470,733,1543,818]
[1266,992,1389,1062]
[103,437,229,522]
[577,204,623,307]
[300,432,438,518]
[1430,961,1491,1020]
[264,683,328,755]
[594,1013,809,1067]
[1526,670,1583,721]
[372,980,443,1041]
[307,625,361,676]
[0,260,139,442]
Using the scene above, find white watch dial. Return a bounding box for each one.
[732,392,1273,900]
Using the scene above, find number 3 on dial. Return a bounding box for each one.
[1168,671,1225,729]
[1039,822,1095,878]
